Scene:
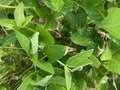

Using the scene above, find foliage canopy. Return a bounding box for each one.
[0,0,120,90]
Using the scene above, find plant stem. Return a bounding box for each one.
[0,4,31,9]
[57,60,65,67]
[0,4,16,8]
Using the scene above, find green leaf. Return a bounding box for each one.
[14,2,25,26]
[59,0,73,14]
[44,0,64,12]
[101,8,120,39]
[44,44,66,62]
[90,55,101,68]
[98,76,117,90]
[18,0,41,17]
[36,62,55,74]
[23,16,33,26]
[65,9,87,28]
[100,46,112,61]
[48,84,66,90]
[1,33,16,46]
[97,76,108,90]
[104,50,120,74]
[81,0,104,24]
[73,73,87,90]
[0,19,15,29]
[64,66,72,90]
[32,56,54,74]
[17,73,34,90]
[0,84,7,90]
[0,65,11,79]
[70,32,93,46]
[18,72,53,90]
[32,74,53,87]
[31,32,39,55]
[0,0,14,5]
[18,72,42,90]
[0,49,7,61]
[15,30,30,53]
[77,79,87,90]
[37,25,55,44]
[66,50,93,68]
[49,76,66,86]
